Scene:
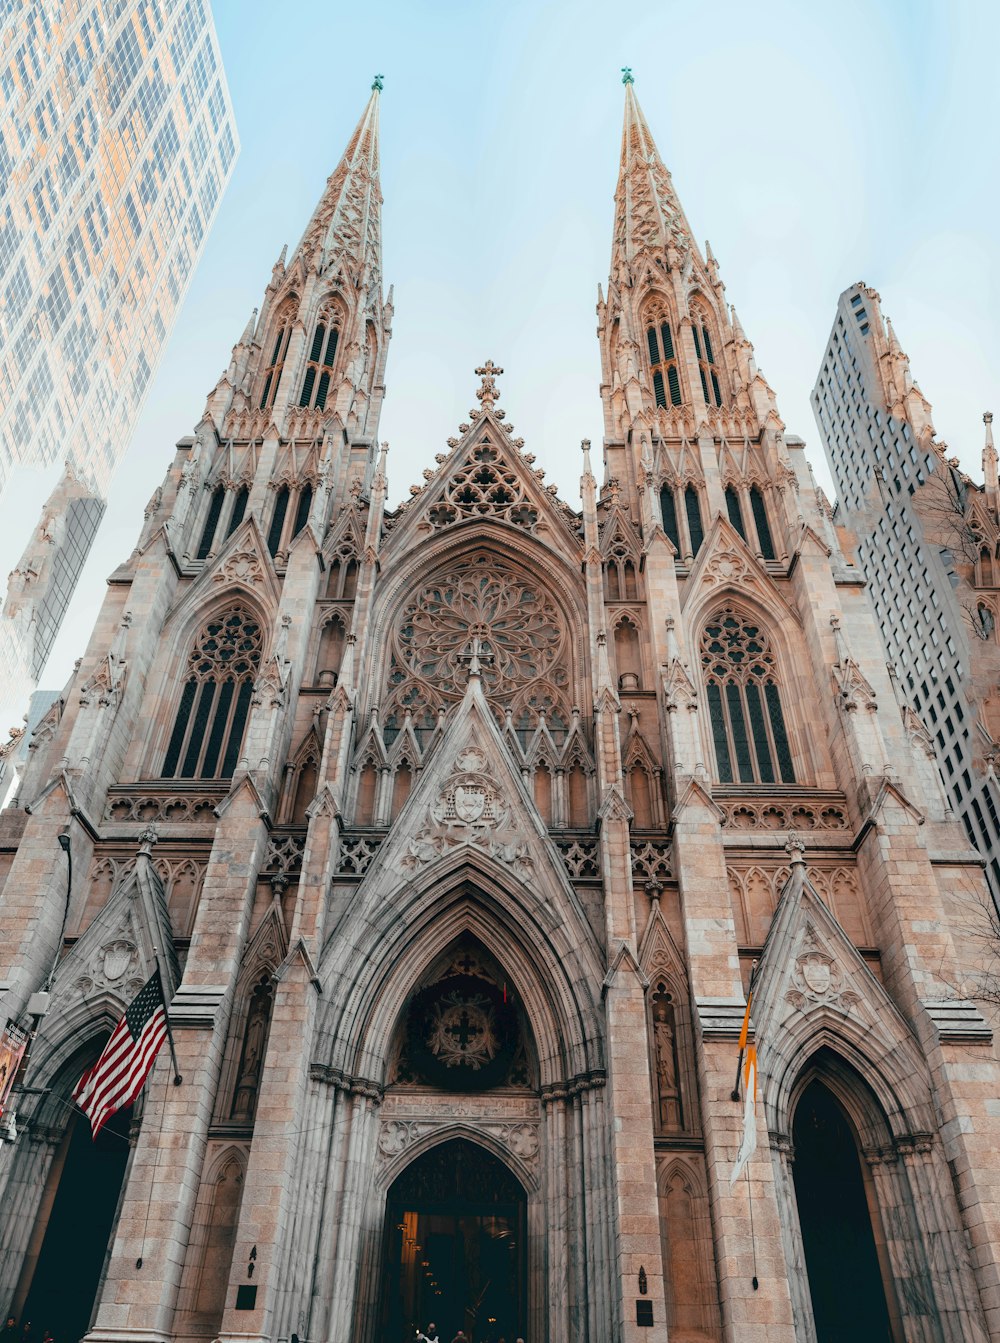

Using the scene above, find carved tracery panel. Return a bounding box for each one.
[384,552,572,743]
[428,438,538,531]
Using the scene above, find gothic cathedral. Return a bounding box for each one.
[2,77,1000,1343]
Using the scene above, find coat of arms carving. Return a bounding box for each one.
[402,745,532,876]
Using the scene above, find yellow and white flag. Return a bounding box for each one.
[730,1042,758,1186]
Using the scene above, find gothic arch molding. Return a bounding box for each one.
[375,1118,540,1197]
[318,861,605,1090]
[760,1017,934,1145]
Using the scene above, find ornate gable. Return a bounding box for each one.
[344,672,600,943]
[384,366,582,556]
[680,513,800,628]
[747,856,985,1128]
[167,514,281,623]
[43,841,177,1041]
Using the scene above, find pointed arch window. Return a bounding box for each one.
[196,484,226,560]
[298,314,340,409]
[725,485,746,540]
[750,485,776,560]
[267,480,315,559]
[646,316,683,408]
[660,485,681,553]
[260,308,294,409]
[660,482,705,562]
[692,316,724,408]
[684,484,704,556]
[197,482,251,561]
[604,536,640,601]
[267,485,290,557]
[701,606,794,784]
[292,482,313,537]
[162,606,263,779]
[226,484,249,538]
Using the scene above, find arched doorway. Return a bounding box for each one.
[792,1079,896,1342]
[380,1139,527,1343]
[17,1104,131,1342]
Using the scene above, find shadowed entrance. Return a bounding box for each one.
[380,1139,526,1343]
[792,1079,895,1342]
[18,1106,131,1343]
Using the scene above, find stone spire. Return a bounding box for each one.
[611,71,700,286]
[293,79,383,290]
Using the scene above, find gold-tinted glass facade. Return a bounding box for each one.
[0,0,238,720]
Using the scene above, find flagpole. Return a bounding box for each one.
[732,958,758,1102]
[152,946,182,1086]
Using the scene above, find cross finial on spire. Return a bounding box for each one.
[621,66,634,85]
[475,360,503,409]
[372,73,384,91]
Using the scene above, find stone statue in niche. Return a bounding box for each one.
[651,983,682,1130]
[230,974,273,1122]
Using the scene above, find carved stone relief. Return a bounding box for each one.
[785,920,865,1020]
[400,747,533,876]
[376,1099,541,1183]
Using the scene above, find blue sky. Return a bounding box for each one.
[35,0,1000,687]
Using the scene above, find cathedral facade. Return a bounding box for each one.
[2,77,1000,1343]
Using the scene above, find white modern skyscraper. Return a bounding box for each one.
[812,283,1000,905]
[0,0,238,729]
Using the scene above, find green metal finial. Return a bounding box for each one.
[372,73,384,91]
[621,66,634,85]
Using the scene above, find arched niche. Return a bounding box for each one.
[385,934,537,1094]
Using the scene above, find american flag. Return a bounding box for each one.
[72,971,168,1139]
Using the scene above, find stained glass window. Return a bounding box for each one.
[700,606,794,784]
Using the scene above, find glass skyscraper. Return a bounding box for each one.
[0,0,238,727]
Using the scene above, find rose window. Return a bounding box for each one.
[384,553,570,744]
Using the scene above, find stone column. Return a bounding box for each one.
[672,790,796,1343]
[216,772,342,1343]
[86,792,270,1343]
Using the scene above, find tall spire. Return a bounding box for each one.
[293,79,383,289]
[611,72,699,285]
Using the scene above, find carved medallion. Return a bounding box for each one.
[428,991,499,1071]
[102,940,136,982]
[401,746,532,875]
[798,952,833,997]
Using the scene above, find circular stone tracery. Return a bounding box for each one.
[384,552,571,741]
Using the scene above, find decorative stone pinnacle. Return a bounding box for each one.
[372,73,384,91]
[785,832,806,866]
[475,360,503,409]
[137,824,159,855]
[621,66,634,85]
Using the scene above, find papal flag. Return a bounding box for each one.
[730,1042,758,1186]
[72,972,168,1139]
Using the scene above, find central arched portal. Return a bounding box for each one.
[380,1139,527,1343]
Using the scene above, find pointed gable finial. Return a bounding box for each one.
[475,360,503,410]
[372,72,384,91]
[621,66,634,85]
